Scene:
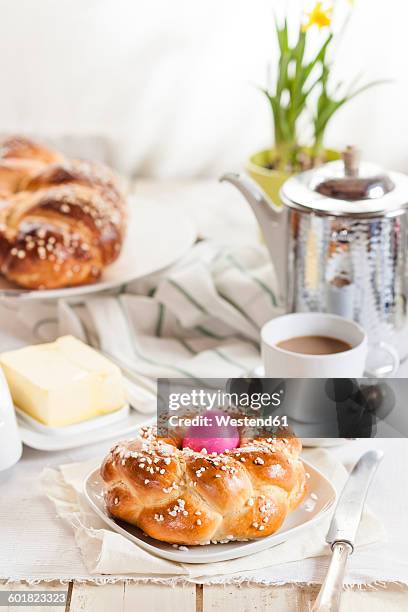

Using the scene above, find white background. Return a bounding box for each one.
[0,0,405,177]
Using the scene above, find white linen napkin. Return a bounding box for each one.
[41,448,385,579]
[15,241,283,388]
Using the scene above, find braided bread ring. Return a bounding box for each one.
[0,136,126,289]
[101,426,307,546]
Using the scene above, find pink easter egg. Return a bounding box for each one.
[182,410,239,454]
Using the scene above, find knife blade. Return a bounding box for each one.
[326,449,383,549]
[312,449,383,612]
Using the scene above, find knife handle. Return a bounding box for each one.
[312,541,353,612]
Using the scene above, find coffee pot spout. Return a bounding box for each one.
[220,172,288,306]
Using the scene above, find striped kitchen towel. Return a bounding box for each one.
[17,241,284,381]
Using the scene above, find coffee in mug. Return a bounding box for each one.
[276,335,352,356]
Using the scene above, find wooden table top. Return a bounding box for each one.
[1,581,408,611]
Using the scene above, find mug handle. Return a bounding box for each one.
[365,341,400,378]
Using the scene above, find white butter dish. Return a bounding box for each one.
[16,409,147,451]
[15,403,130,437]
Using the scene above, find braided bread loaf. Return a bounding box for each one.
[0,136,126,289]
[101,426,307,546]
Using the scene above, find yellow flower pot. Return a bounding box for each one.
[246,148,341,207]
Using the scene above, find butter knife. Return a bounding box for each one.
[312,449,384,612]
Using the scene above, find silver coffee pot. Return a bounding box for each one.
[222,150,408,353]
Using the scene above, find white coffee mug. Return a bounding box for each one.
[261,313,399,378]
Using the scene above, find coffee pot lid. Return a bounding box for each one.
[280,147,408,217]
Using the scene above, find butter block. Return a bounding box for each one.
[0,336,126,427]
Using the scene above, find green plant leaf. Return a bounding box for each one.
[346,79,392,101]
[275,17,289,53]
[290,29,307,116]
[314,79,391,140]
[301,33,332,89]
[276,50,291,98]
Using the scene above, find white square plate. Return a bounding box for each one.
[83,458,336,564]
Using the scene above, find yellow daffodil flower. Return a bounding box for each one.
[302,2,333,31]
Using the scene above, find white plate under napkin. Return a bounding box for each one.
[83,458,336,564]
